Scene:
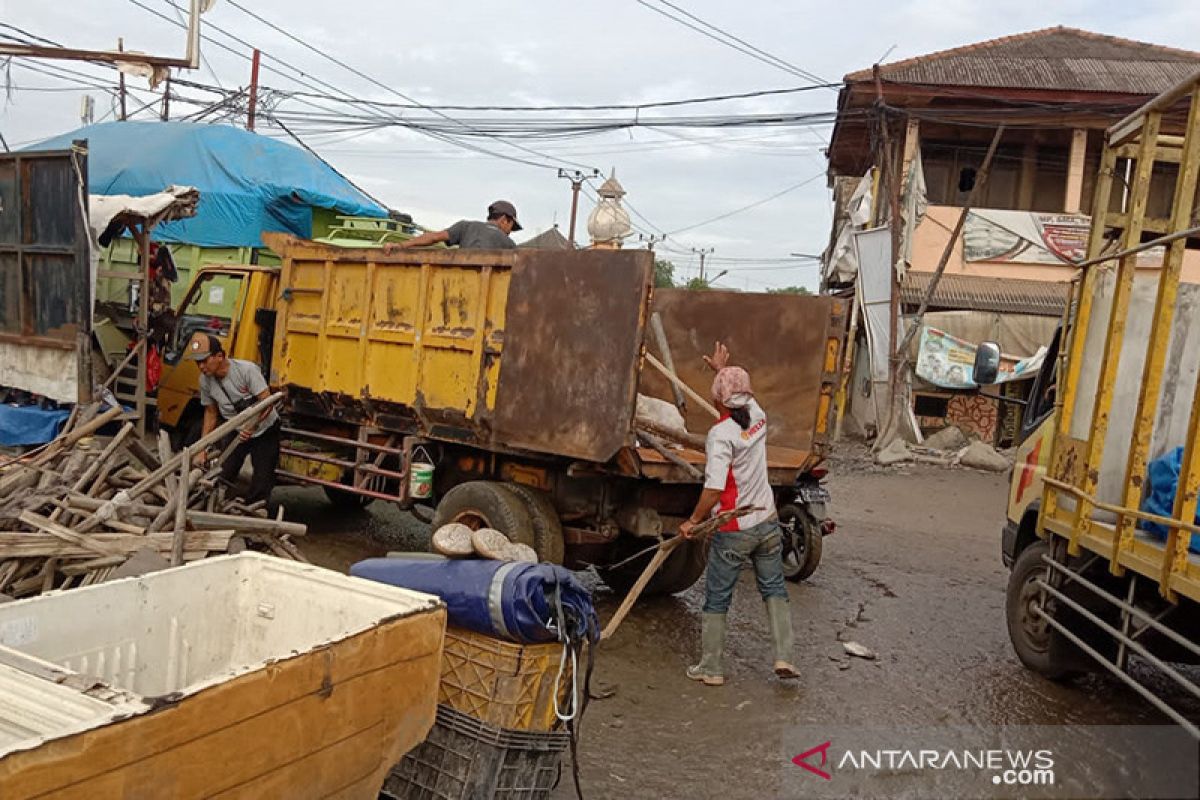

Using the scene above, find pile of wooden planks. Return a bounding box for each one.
[0,393,306,598]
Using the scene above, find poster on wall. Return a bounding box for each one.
[963,210,1090,264]
[916,326,1046,389]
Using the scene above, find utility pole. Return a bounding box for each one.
[558,168,599,246]
[118,39,126,121]
[247,49,261,131]
[639,233,666,251]
[692,247,714,283]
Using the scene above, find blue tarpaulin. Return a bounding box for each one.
[1140,447,1200,553]
[27,122,386,247]
[350,558,598,645]
[0,404,71,446]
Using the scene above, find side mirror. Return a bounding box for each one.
[973,341,1001,385]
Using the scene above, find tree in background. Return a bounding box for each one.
[684,277,713,291]
[654,258,676,288]
[767,285,812,295]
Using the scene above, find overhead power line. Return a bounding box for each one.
[220,0,599,173]
[634,0,828,87]
[667,171,826,235]
[648,0,828,85]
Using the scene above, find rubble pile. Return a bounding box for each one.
[0,402,306,599]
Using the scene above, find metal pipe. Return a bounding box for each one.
[1070,225,1200,270]
[278,447,406,480]
[1033,606,1200,739]
[1035,577,1200,705]
[280,426,406,455]
[274,469,403,504]
[1110,68,1200,144]
[1041,555,1200,660]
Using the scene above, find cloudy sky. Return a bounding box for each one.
[2,0,1197,290]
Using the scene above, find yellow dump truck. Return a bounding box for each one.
[156,235,845,594]
[989,70,1200,735]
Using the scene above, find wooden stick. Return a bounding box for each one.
[73,393,283,532]
[66,494,307,537]
[32,405,124,467]
[600,507,758,641]
[649,312,687,414]
[634,415,706,451]
[636,429,704,480]
[101,339,144,392]
[601,537,683,640]
[171,449,190,567]
[18,511,127,558]
[49,424,135,522]
[644,352,719,418]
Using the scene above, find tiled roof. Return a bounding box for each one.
[519,226,572,250]
[845,27,1200,94]
[900,272,1070,316]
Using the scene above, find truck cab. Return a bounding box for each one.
[1001,326,1060,567]
[157,265,279,447]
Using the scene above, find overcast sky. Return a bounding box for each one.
[2,0,1198,290]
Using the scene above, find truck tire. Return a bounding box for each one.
[431,481,535,549]
[322,484,375,512]
[601,537,710,597]
[504,483,565,565]
[1006,540,1081,681]
[778,504,822,582]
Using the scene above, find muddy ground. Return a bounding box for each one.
[288,455,1174,799]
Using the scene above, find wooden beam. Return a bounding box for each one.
[1065,129,1088,213]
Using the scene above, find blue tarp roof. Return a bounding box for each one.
[28,121,387,247]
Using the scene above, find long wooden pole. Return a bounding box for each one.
[73,393,283,532]
[644,353,719,418]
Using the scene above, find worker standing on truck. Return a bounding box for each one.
[386,200,522,250]
[186,332,281,507]
[679,343,799,686]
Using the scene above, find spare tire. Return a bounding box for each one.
[504,483,565,565]
[430,481,535,549]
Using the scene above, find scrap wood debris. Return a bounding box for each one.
[0,395,305,599]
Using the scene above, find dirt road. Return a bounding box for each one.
[288,461,1168,799]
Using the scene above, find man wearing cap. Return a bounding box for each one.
[186,332,281,506]
[386,200,522,250]
[678,342,799,687]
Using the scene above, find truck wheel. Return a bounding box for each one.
[601,536,710,597]
[504,483,565,565]
[431,481,535,549]
[1006,540,1081,681]
[322,485,375,512]
[778,504,822,582]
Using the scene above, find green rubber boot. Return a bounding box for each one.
[766,597,800,680]
[686,613,727,686]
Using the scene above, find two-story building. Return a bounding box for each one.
[824,27,1200,445]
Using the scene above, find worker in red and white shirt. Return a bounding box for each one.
[679,343,798,686]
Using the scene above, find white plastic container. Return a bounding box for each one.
[0,553,447,799]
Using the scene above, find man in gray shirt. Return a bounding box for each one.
[187,332,281,505]
[388,200,522,250]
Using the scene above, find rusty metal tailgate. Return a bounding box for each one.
[640,290,847,456]
[491,249,652,462]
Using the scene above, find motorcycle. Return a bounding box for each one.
[777,467,835,582]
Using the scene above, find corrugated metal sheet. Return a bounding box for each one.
[846,27,1200,94]
[900,272,1069,316]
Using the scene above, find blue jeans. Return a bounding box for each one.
[703,519,788,614]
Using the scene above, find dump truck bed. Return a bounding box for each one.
[1044,271,1200,601]
[267,234,845,477]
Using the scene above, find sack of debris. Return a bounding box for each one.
[351,557,598,645]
